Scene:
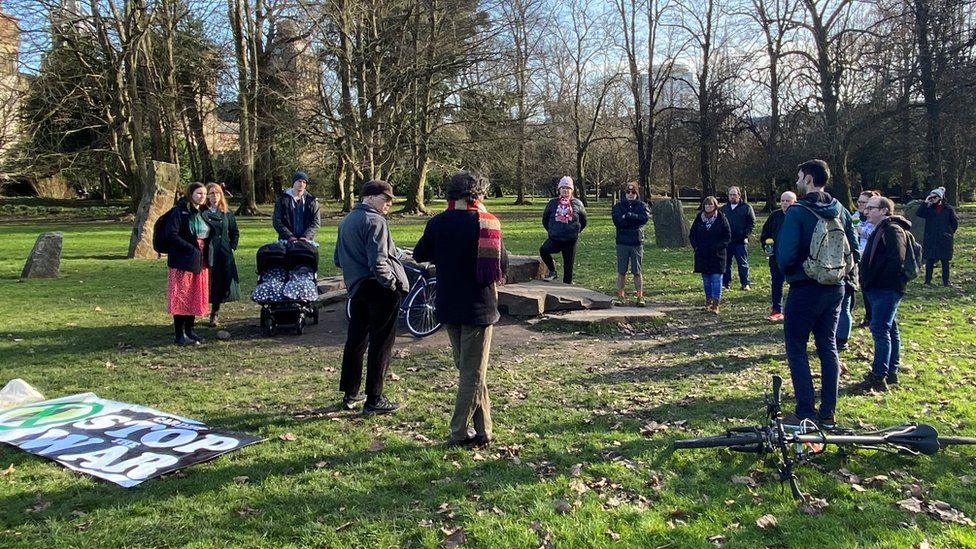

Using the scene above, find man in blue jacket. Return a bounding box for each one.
[611,182,650,306]
[776,160,858,429]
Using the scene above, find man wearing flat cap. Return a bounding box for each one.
[334,180,409,414]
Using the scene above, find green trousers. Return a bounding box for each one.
[446,323,493,442]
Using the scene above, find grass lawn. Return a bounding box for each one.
[1,197,975,547]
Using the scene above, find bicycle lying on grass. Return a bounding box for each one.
[673,375,976,501]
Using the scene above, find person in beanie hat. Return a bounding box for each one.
[611,182,649,306]
[414,171,508,448]
[540,176,587,283]
[272,170,321,242]
[917,186,958,286]
[334,179,409,414]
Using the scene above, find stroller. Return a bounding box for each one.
[252,241,320,335]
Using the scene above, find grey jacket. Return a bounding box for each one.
[334,203,409,297]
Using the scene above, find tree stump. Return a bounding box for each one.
[21,232,63,279]
[128,161,181,259]
[651,198,690,248]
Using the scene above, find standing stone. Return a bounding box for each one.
[651,198,691,248]
[128,161,181,259]
[902,199,926,245]
[30,173,73,199]
[21,232,63,279]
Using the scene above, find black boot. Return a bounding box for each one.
[185,316,203,344]
[174,316,190,345]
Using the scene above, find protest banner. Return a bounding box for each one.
[0,393,262,487]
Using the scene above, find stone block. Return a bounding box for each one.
[21,232,63,279]
[651,198,690,248]
[505,255,545,284]
[902,199,926,245]
[128,161,181,259]
[317,275,345,295]
[497,285,547,316]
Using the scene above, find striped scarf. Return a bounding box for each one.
[447,199,503,284]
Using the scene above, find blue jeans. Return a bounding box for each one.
[865,289,902,377]
[783,283,844,420]
[724,243,750,287]
[769,257,784,312]
[836,286,853,341]
[702,274,723,300]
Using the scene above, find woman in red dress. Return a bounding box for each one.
[163,183,213,345]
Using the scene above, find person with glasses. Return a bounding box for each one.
[852,190,881,329]
[611,182,650,306]
[334,180,409,414]
[852,196,911,392]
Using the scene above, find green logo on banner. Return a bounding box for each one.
[0,402,104,431]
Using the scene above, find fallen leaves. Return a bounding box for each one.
[755,514,778,529]
[367,438,385,452]
[442,526,466,548]
[897,497,975,525]
[278,432,297,442]
[0,464,14,477]
[799,496,830,515]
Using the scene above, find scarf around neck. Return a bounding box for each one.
[447,199,504,284]
[701,211,717,230]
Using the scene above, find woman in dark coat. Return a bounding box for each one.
[689,196,731,313]
[203,183,241,326]
[917,186,959,286]
[165,182,213,345]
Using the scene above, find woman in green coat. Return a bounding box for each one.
[204,183,241,326]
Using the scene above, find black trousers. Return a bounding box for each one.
[540,238,577,284]
[340,279,402,398]
[925,258,950,285]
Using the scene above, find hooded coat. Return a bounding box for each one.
[776,191,859,285]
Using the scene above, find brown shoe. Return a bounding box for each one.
[712,298,721,314]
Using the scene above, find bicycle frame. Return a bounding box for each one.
[674,375,969,501]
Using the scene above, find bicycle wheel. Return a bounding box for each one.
[673,431,764,450]
[404,277,441,337]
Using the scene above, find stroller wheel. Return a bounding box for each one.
[312,307,320,325]
[296,314,306,335]
[261,309,274,337]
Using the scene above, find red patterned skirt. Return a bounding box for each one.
[167,239,210,316]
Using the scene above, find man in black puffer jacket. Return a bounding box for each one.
[853,195,911,393]
[758,190,796,321]
[611,182,649,306]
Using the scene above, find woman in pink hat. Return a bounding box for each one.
[540,176,587,283]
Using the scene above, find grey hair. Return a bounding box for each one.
[446,171,489,202]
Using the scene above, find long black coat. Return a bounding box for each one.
[917,203,958,260]
[689,211,731,274]
[203,208,241,303]
[164,198,213,274]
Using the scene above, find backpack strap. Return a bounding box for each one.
[794,202,823,220]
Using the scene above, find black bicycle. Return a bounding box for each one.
[673,375,976,500]
[345,262,440,338]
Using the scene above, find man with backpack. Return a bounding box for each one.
[851,195,913,393]
[776,159,859,429]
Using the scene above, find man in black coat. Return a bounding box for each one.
[758,191,796,321]
[414,172,508,447]
[917,186,959,286]
[853,196,911,393]
[273,171,321,242]
[719,186,756,290]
